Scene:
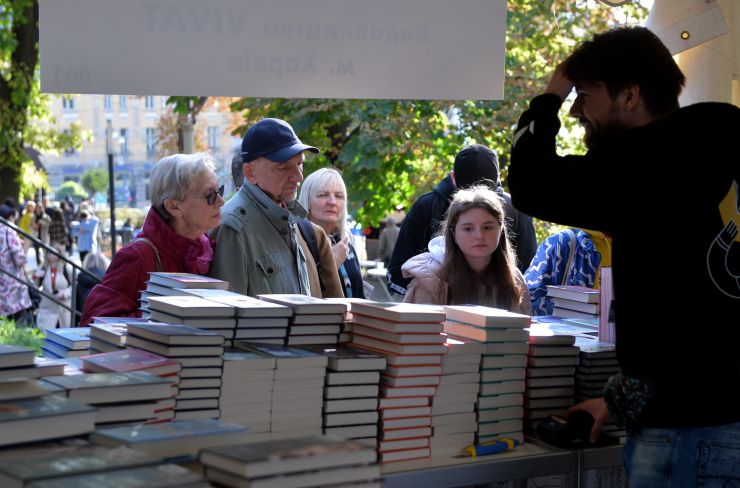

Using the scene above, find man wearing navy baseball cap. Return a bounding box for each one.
[209,118,342,298]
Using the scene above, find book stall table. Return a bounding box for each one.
[381,443,624,488]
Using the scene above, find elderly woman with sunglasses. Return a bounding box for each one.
[81,153,224,325]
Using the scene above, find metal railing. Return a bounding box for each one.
[0,214,102,327]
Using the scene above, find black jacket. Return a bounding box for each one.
[386,175,537,295]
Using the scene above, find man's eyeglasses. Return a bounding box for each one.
[192,185,224,205]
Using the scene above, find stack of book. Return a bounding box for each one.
[42,328,91,359]
[90,418,250,461]
[219,349,275,442]
[125,322,225,420]
[324,297,373,343]
[350,302,447,463]
[523,321,580,433]
[300,345,386,445]
[574,338,618,403]
[236,342,328,440]
[140,271,229,315]
[0,345,65,380]
[183,289,292,346]
[199,436,380,488]
[443,305,530,445]
[258,294,346,346]
[146,296,236,346]
[428,336,484,456]
[546,285,600,319]
[88,317,156,354]
[79,348,182,422]
[0,445,163,488]
[40,371,175,426]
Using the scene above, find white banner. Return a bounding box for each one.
[40,0,506,100]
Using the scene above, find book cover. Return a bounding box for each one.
[147,272,229,290]
[90,323,128,347]
[26,463,207,488]
[256,294,347,315]
[351,314,444,334]
[222,351,276,370]
[146,296,234,318]
[198,435,376,479]
[41,371,174,404]
[349,302,445,323]
[0,395,95,447]
[351,334,447,355]
[0,446,160,488]
[299,345,387,372]
[80,349,182,376]
[442,321,529,343]
[546,285,600,303]
[551,297,600,314]
[234,342,328,369]
[443,305,530,329]
[0,344,35,369]
[181,289,293,318]
[0,378,54,402]
[127,323,225,346]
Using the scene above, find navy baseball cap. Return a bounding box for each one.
[241,118,319,163]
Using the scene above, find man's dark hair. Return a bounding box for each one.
[564,27,685,116]
[231,146,244,188]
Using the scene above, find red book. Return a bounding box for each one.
[80,348,182,376]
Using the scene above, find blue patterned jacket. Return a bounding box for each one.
[524,229,601,315]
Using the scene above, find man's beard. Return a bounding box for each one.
[584,111,629,149]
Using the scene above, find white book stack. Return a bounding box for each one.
[257,294,346,347]
[181,289,293,348]
[40,371,175,426]
[89,317,154,354]
[349,301,447,463]
[200,435,380,488]
[523,321,580,433]
[443,305,531,445]
[140,272,229,316]
[146,295,237,347]
[300,345,386,446]
[546,285,600,320]
[219,350,276,442]
[42,328,91,359]
[573,337,618,402]
[124,322,225,421]
[235,342,327,440]
[428,336,484,456]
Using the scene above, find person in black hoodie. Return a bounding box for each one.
[509,26,740,485]
[386,144,537,296]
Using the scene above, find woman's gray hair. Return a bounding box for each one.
[150,152,216,221]
[298,167,348,238]
[82,251,111,274]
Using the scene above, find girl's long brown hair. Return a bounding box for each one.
[441,185,521,309]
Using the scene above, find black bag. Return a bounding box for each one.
[27,284,42,311]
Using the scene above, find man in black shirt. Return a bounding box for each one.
[509,26,740,485]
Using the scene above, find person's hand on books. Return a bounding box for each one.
[567,397,610,444]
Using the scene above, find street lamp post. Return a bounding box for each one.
[106,119,117,256]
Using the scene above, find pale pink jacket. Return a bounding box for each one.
[401,236,532,315]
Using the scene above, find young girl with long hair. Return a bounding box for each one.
[402,185,531,314]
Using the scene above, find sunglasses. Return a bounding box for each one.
[201,185,224,205]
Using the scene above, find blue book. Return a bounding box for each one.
[90,419,250,459]
[44,328,91,350]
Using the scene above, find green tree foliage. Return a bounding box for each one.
[0,316,44,355]
[0,1,87,202]
[55,180,88,202]
[231,1,645,230]
[81,168,108,197]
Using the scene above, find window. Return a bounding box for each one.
[146,128,157,158]
[62,96,76,111]
[120,128,129,156]
[63,129,76,156]
[119,95,127,112]
[103,95,112,111]
[207,126,220,152]
[145,96,155,110]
